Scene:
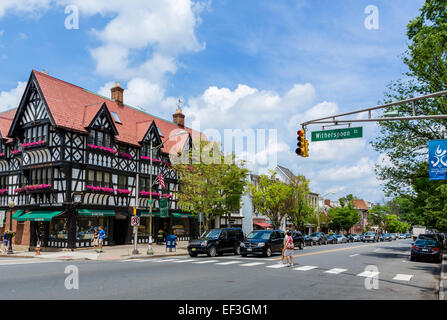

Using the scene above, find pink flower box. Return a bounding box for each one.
[140,156,162,162]
[118,152,133,159]
[85,185,115,194]
[116,189,131,195]
[24,184,52,192]
[22,140,46,148]
[0,189,8,195]
[87,144,118,155]
[139,191,160,197]
[14,188,24,194]
[11,150,21,155]
[161,194,173,198]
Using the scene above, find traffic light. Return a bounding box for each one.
[296,129,305,156]
[296,129,309,158]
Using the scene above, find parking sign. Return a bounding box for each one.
[131,216,140,227]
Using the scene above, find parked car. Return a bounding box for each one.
[362,232,379,242]
[291,230,305,250]
[303,234,314,246]
[347,234,360,242]
[411,239,443,263]
[309,232,327,245]
[326,234,337,244]
[336,235,348,243]
[399,234,406,239]
[187,228,245,257]
[240,230,285,257]
[359,234,364,241]
[405,233,412,238]
[390,233,397,240]
[418,234,445,249]
[381,233,392,241]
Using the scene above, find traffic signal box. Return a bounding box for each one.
[296,129,309,157]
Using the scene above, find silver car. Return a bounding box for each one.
[336,235,347,243]
[363,232,379,242]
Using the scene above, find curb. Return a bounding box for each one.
[440,253,446,300]
[0,255,36,259]
[120,252,188,260]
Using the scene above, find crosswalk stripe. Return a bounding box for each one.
[325,268,347,274]
[266,264,287,269]
[215,261,242,265]
[393,274,413,281]
[349,254,359,257]
[293,265,318,271]
[240,262,265,267]
[192,260,219,264]
[153,259,181,263]
[172,259,196,263]
[357,271,380,277]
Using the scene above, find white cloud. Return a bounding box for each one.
[0,81,26,111]
[316,157,376,182]
[0,0,52,18]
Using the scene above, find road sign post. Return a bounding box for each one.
[132,207,139,255]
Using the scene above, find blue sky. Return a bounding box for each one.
[0,0,426,203]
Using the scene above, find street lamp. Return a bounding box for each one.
[147,130,187,255]
[7,200,15,254]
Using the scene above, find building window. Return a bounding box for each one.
[118,175,127,190]
[87,129,112,148]
[24,124,49,143]
[87,170,112,188]
[26,167,53,186]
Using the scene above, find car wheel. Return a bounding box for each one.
[234,244,241,255]
[241,253,247,257]
[265,247,272,257]
[207,245,217,257]
[189,252,198,257]
[410,255,415,261]
[437,255,442,263]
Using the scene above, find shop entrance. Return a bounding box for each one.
[113,217,128,245]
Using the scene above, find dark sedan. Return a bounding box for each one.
[291,231,305,250]
[240,230,285,257]
[326,234,337,244]
[303,235,314,246]
[381,233,392,241]
[411,239,443,263]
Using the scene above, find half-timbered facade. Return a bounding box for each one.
[0,70,201,249]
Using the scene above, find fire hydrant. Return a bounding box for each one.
[35,244,41,256]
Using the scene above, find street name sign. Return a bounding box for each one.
[311,127,363,142]
[429,139,447,180]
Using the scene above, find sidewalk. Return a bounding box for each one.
[0,241,189,261]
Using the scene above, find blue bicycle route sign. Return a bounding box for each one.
[429,139,447,181]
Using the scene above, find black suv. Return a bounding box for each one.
[291,231,305,249]
[240,230,285,257]
[187,228,245,257]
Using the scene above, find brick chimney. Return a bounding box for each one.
[111,82,124,106]
[173,107,185,127]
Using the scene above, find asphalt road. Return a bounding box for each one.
[0,239,440,299]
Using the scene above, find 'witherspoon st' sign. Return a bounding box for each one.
[311,127,363,142]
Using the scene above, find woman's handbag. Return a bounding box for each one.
[286,236,295,249]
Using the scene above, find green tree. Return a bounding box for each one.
[424,184,447,231]
[371,0,447,229]
[174,140,248,232]
[287,175,314,231]
[368,204,389,227]
[328,207,360,233]
[248,171,293,229]
[338,194,356,208]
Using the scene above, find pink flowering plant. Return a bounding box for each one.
[116,189,131,195]
[11,149,21,155]
[140,156,162,163]
[22,140,46,148]
[161,194,173,198]
[24,184,52,192]
[139,191,160,197]
[14,187,24,194]
[87,144,118,155]
[0,189,8,195]
[118,152,133,159]
[85,185,115,194]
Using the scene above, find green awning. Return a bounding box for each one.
[78,209,115,217]
[17,211,63,222]
[140,211,160,217]
[12,209,25,220]
[172,212,193,218]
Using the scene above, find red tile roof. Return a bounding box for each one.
[0,110,15,143]
[25,70,203,153]
[352,199,369,210]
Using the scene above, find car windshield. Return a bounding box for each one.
[336,235,342,238]
[383,233,390,236]
[415,240,436,246]
[202,229,222,239]
[365,232,375,235]
[310,233,320,237]
[247,231,272,240]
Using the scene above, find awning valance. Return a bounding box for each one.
[17,211,63,222]
[78,209,115,217]
[254,222,272,229]
[140,211,160,217]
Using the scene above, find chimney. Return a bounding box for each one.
[173,107,185,127]
[111,82,124,106]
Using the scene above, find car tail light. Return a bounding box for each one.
[434,247,440,251]
[412,246,418,250]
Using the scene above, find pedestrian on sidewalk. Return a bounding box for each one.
[92,227,99,252]
[98,226,106,253]
[283,231,295,267]
[2,231,9,253]
[280,231,288,264]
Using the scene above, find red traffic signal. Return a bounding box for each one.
[296,129,305,156]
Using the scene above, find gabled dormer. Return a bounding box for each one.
[140,121,163,158]
[86,103,118,148]
[8,72,55,143]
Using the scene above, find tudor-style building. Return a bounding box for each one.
[0,70,201,250]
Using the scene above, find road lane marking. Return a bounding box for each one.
[272,243,383,260]
[393,274,413,281]
[215,261,242,265]
[192,260,219,264]
[357,270,380,277]
[153,259,181,263]
[240,262,265,267]
[293,265,318,271]
[349,254,359,257]
[325,268,347,274]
